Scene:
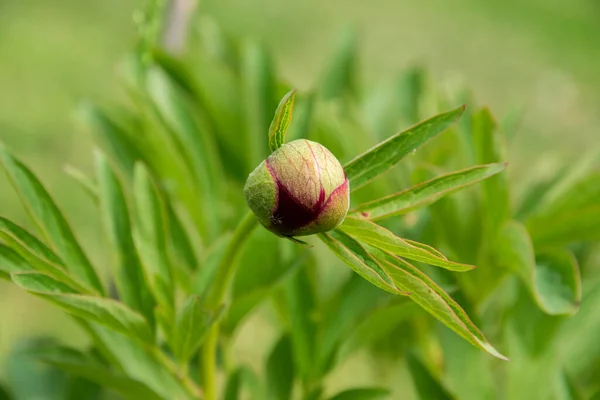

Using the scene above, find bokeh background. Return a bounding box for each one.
[1,0,599,387]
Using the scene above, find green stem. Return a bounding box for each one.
[201,211,258,400]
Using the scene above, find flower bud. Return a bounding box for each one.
[244,139,349,237]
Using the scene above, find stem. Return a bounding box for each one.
[201,211,258,400]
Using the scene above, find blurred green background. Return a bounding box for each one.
[1,0,599,387]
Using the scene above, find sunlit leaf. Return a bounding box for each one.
[268,89,297,152]
[12,272,153,343]
[0,145,103,294]
[339,217,474,271]
[344,106,464,190]
[373,250,507,360]
[318,230,400,294]
[352,163,506,220]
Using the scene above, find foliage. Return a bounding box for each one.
[0,3,598,400]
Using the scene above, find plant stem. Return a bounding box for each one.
[201,211,258,400]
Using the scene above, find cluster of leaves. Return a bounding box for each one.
[1,4,600,400]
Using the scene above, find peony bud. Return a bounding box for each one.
[244,139,349,237]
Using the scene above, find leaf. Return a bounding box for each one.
[0,217,91,293]
[95,152,155,327]
[173,295,223,363]
[146,66,222,237]
[132,163,174,316]
[320,29,359,101]
[327,387,390,400]
[266,335,295,400]
[352,163,506,220]
[318,230,400,295]
[495,221,581,315]
[165,202,198,273]
[0,384,9,400]
[78,103,145,178]
[36,346,162,400]
[0,244,34,274]
[81,323,196,399]
[223,366,264,400]
[0,145,104,294]
[338,300,418,362]
[63,165,98,201]
[268,89,297,152]
[471,108,510,233]
[12,272,153,343]
[373,250,507,360]
[339,217,474,271]
[344,106,464,191]
[406,352,456,400]
[241,39,277,168]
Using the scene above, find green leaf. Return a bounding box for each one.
[132,163,174,317]
[327,387,390,400]
[241,39,277,168]
[95,152,155,327]
[146,66,222,237]
[0,145,104,294]
[63,165,98,201]
[173,295,223,363]
[495,221,581,315]
[82,323,196,399]
[406,352,456,400]
[471,108,510,233]
[36,346,162,400]
[0,384,9,400]
[318,230,400,295]
[223,366,264,400]
[352,163,506,220]
[266,335,295,400]
[338,299,418,362]
[527,205,600,246]
[339,217,474,271]
[344,106,464,191]
[268,89,297,152]
[165,202,198,273]
[12,272,153,343]
[320,29,359,101]
[373,250,507,360]
[0,217,91,293]
[78,103,145,178]
[0,244,34,274]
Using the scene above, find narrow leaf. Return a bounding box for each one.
[0,217,91,293]
[132,163,174,316]
[327,388,390,400]
[406,352,456,400]
[320,29,359,101]
[268,89,297,152]
[344,106,465,190]
[471,108,510,233]
[318,230,400,295]
[0,145,103,294]
[352,163,506,220]
[339,217,474,271]
[266,335,295,400]
[12,272,153,343]
[495,221,581,315]
[0,244,34,274]
[173,295,222,363]
[36,346,162,400]
[374,250,507,360]
[96,153,155,326]
[63,165,98,201]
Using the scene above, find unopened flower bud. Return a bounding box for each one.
[244,139,349,237]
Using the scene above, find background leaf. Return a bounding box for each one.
[266,334,295,400]
[406,352,456,400]
[327,387,390,400]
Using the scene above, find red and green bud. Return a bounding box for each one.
[244,139,349,237]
